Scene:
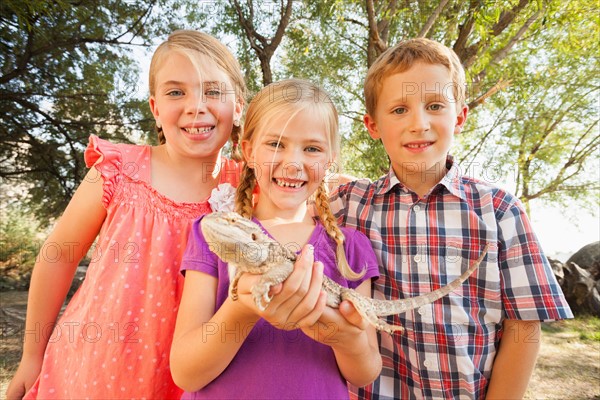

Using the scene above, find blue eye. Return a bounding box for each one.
[392,107,407,115]
[429,103,444,111]
[167,90,183,97]
[267,141,282,148]
[206,89,221,97]
[305,146,321,153]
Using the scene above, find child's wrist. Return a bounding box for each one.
[223,296,261,325]
[331,331,370,355]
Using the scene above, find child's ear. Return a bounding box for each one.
[454,105,469,135]
[149,97,159,118]
[240,139,254,164]
[233,99,243,125]
[363,113,380,140]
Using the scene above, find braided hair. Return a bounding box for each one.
[234,78,362,281]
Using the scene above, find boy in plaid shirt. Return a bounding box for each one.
[330,38,572,399]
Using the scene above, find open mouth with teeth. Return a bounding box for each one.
[184,127,214,134]
[274,178,305,189]
[405,142,433,149]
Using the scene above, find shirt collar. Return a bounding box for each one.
[439,156,467,200]
[374,155,467,200]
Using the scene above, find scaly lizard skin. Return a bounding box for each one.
[201,211,489,334]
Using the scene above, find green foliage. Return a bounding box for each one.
[0,200,42,288]
[1,0,597,225]
[455,0,599,213]
[0,0,170,224]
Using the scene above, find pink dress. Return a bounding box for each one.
[25,135,242,400]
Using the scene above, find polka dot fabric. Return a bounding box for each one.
[24,135,242,399]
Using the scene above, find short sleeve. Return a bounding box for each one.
[496,197,573,321]
[180,216,220,277]
[219,158,244,187]
[84,134,123,208]
[342,227,380,289]
[330,183,349,225]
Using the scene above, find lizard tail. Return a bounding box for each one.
[374,244,489,317]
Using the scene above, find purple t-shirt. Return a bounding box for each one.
[180,216,380,400]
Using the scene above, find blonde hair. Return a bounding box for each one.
[235,79,363,280]
[364,38,466,116]
[149,30,247,159]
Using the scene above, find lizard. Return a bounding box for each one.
[201,211,489,334]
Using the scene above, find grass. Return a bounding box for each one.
[2,291,599,398]
[541,314,600,342]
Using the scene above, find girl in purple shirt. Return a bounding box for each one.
[171,79,382,399]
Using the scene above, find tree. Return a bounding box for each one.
[456,0,600,213]
[0,0,169,223]
[280,0,598,212]
[184,0,297,91]
[1,0,597,223]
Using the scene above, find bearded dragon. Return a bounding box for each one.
[201,211,488,334]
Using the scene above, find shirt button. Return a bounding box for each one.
[413,205,421,212]
[423,359,433,368]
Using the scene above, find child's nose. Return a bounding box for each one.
[186,91,208,114]
[281,147,304,175]
[408,109,430,133]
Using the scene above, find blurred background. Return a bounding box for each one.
[1,1,599,397]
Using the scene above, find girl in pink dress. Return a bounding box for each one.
[6,30,246,400]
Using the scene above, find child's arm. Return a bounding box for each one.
[5,169,106,400]
[171,245,327,392]
[485,319,541,399]
[303,280,382,387]
[170,270,260,392]
[327,172,357,192]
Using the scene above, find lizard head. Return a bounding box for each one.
[200,211,273,269]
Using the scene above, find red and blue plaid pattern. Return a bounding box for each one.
[331,159,572,400]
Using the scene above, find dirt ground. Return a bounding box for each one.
[1,290,599,399]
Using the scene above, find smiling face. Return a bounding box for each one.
[242,107,332,220]
[364,61,468,194]
[148,51,242,160]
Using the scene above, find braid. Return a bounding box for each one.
[230,125,243,161]
[315,181,365,281]
[235,164,256,219]
[157,127,166,145]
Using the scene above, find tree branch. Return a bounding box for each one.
[417,0,450,38]
[365,0,388,66]
[467,78,511,109]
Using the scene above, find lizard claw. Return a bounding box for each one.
[263,291,272,304]
[253,284,273,311]
[341,289,405,334]
[376,319,404,335]
[256,295,271,311]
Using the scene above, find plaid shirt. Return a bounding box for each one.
[330,159,572,400]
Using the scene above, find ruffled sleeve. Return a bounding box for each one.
[84,134,123,208]
[219,158,243,187]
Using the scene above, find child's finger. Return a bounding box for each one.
[295,290,328,327]
[283,261,326,325]
[338,300,369,330]
[265,244,314,312]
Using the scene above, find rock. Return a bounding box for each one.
[548,258,565,286]
[561,261,600,317]
[550,249,600,317]
[566,241,600,280]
